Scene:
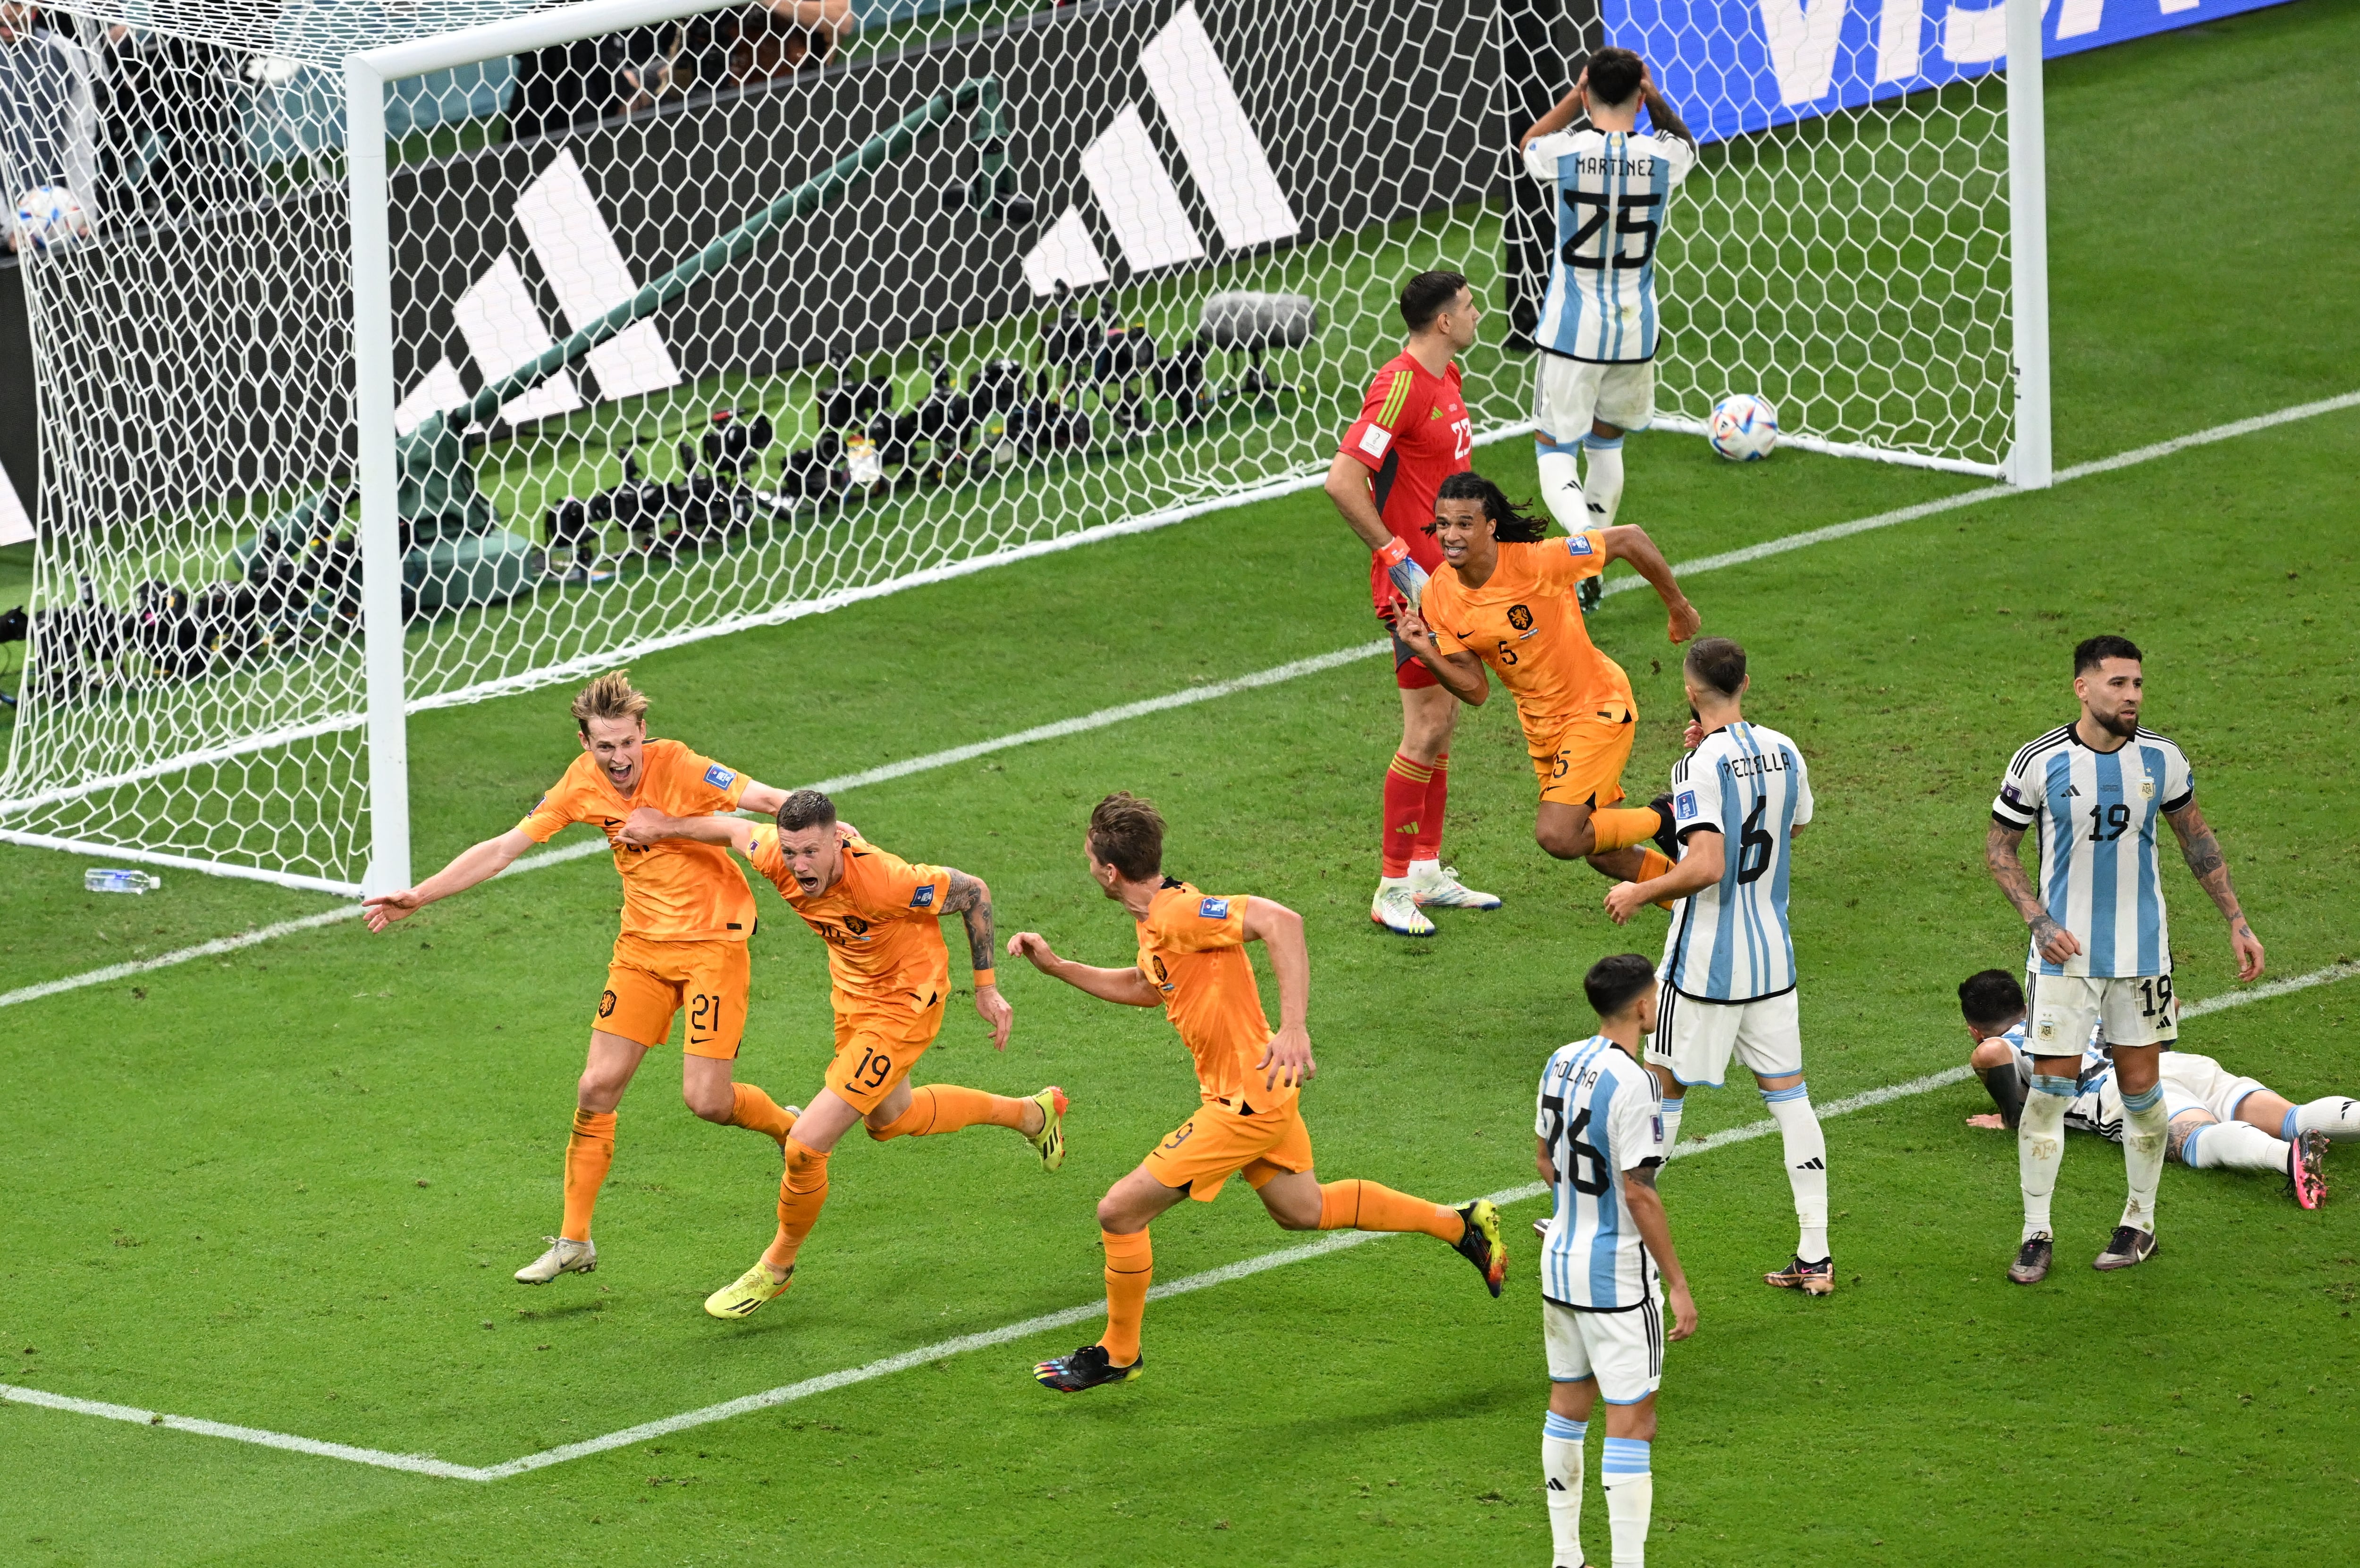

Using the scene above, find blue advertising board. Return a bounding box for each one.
[1610,0,2299,146]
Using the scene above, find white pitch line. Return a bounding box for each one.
[11,388,2357,1013]
[6,963,2349,1481]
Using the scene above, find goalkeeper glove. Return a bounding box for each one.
[1374,536,1430,605]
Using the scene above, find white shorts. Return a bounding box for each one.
[1653,985,1802,1089]
[2026,971,2178,1054]
[1543,1295,1665,1405]
[2159,1050,2267,1124]
[1534,354,1656,445]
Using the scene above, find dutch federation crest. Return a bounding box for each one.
[704,763,737,788]
[1507,604,1534,632]
[1199,897,1230,919]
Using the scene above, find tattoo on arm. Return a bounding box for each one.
[1626,1162,1660,1191]
[2167,805,2246,926]
[942,869,997,976]
[1985,823,2055,942]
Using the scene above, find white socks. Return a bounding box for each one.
[1762,1081,1829,1261]
[1543,1411,1585,1566]
[1602,1437,1652,1567]
[2285,1097,2360,1141]
[2180,1119,2288,1173]
[1405,856,1441,884]
[1536,444,1585,532]
[2120,1083,2168,1232]
[1658,1093,1685,1152]
[2019,1074,2073,1240]
[1582,433,1626,528]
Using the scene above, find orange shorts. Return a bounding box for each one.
[1144,1096,1315,1203]
[597,934,749,1059]
[1530,705,1635,809]
[825,989,948,1113]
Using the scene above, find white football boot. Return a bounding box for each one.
[515,1235,596,1284]
[1370,882,1436,937]
[1410,862,1501,911]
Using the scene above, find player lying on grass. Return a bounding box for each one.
[1323,268,1498,940]
[1957,970,2338,1208]
[1537,953,1698,1568]
[1602,636,1833,1297]
[1985,634,2266,1282]
[1392,470,1698,888]
[360,670,805,1285]
[1518,48,1697,556]
[632,788,1065,1318]
[1008,790,1506,1393]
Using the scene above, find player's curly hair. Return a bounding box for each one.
[1430,470,1552,543]
[1958,969,2026,1030]
[1088,791,1165,881]
[571,669,649,733]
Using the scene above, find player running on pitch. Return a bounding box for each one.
[1956,970,2335,1207]
[631,788,1067,1317]
[1322,269,1500,938]
[1011,791,1506,1393]
[1519,48,1696,548]
[1987,634,2266,1281]
[1393,470,1698,885]
[1602,637,1832,1296]
[1537,952,1698,1568]
[361,670,802,1285]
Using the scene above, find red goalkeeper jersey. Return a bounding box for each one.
[1337,351,1473,617]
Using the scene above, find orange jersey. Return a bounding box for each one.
[1418,532,1636,745]
[517,738,755,943]
[747,830,953,1012]
[1134,880,1294,1111]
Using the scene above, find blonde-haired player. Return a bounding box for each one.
[362,671,802,1285]
[1009,791,1505,1393]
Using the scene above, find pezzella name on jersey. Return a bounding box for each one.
[1722,749,1794,780]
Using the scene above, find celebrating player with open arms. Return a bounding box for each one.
[631,788,1065,1318]
[1393,471,1698,887]
[1322,268,1500,938]
[1986,634,2265,1282]
[1519,48,1697,545]
[360,671,803,1286]
[1009,792,1506,1393]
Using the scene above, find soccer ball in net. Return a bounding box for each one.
[14,187,87,253]
[1707,394,1779,462]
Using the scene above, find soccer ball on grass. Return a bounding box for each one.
[1707,394,1778,462]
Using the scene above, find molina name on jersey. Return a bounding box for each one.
[1662,721,1813,1003]
[1991,725,2193,979]
[1536,1035,1666,1311]
[1522,127,1696,364]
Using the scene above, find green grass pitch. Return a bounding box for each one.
[2,2,2359,1561]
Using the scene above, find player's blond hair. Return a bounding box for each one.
[571,669,649,734]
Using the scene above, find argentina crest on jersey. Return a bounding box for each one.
[1535,1036,1662,1311]
[1663,722,1814,1002]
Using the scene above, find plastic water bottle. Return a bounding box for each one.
[84,868,160,894]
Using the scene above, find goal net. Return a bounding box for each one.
[0,0,2035,894]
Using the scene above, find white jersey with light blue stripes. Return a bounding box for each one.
[1996,1020,2116,1137]
[1662,721,1814,1003]
[1523,127,1696,363]
[1536,1034,1666,1311]
[1991,724,2194,979]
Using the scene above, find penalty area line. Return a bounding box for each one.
[5,963,2349,1483]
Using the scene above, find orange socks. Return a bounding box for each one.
[561,1109,616,1242]
[1636,847,1674,882]
[1589,806,1663,855]
[762,1138,831,1273]
[729,1082,798,1144]
[1098,1228,1154,1365]
[1317,1179,1462,1242]
[867,1084,1027,1141]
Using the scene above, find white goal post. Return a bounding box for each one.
[0,0,2052,896]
